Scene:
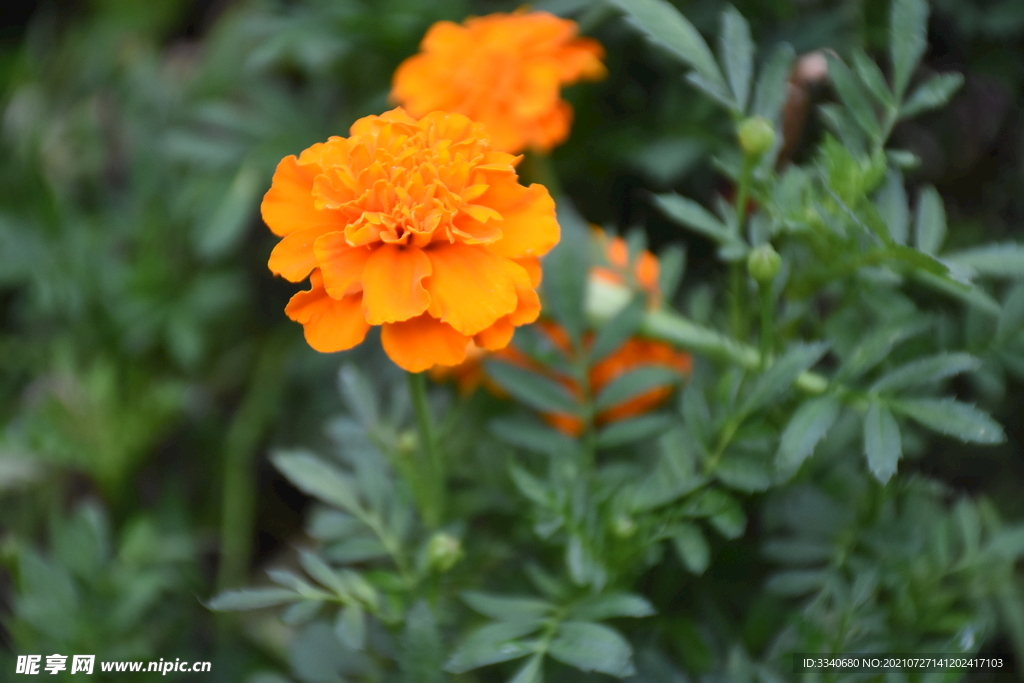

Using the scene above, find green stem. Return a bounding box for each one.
[407,372,445,529]
[217,333,290,593]
[729,155,756,339]
[758,283,774,369]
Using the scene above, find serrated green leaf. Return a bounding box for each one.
[401,601,445,683]
[709,499,746,539]
[490,416,577,458]
[870,352,981,393]
[338,365,378,428]
[719,6,754,112]
[890,244,948,275]
[851,48,895,108]
[891,398,1006,444]
[890,0,929,99]
[715,451,772,492]
[875,169,909,245]
[864,400,901,483]
[591,296,646,362]
[914,186,946,255]
[945,243,1024,278]
[657,244,686,299]
[281,600,322,625]
[900,72,964,119]
[741,342,830,415]
[996,283,1024,343]
[609,0,727,94]
[272,451,361,516]
[485,362,579,415]
[596,413,673,448]
[685,72,739,110]
[752,43,796,123]
[510,465,551,507]
[207,588,298,611]
[651,193,732,243]
[595,366,681,412]
[569,593,656,621]
[776,396,841,475]
[766,569,827,596]
[335,603,366,650]
[444,622,542,674]
[672,522,710,574]
[836,318,931,381]
[826,53,880,140]
[462,592,554,622]
[548,621,636,677]
[298,550,348,597]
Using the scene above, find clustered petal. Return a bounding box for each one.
[262,107,560,372]
[391,9,606,154]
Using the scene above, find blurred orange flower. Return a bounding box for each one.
[391,9,606,154]
[434,229,691,435]
[262,107,560,372]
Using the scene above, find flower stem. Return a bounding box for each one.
[407,371,445,528]
[729,156,756,339]
[758,283,773,369]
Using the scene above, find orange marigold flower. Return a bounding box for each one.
[391,9,606,154]
[262,107,560,372]
[590,228,661,307]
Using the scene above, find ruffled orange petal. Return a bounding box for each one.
[424,244,518,336]
[315,233,372,298]
[381,315,470,372]
[269,226,333,283]
[486,183,560,259]
[503,259,542,326]
[361,244,432,325]
[284,272,370,353]
[474,317,515,350]
[261,156,344,237]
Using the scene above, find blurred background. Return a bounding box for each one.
[0,0,1022,679]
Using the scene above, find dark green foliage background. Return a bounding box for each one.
[0,0,1023,681]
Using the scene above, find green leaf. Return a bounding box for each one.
[194,164,261,259]
[741,342,830,415]
[569,593,656,621]
[595,366,681,412]
[891,398,1006,444]
[510,465,551,507]
[766,569,827,596]
[870,352,981,393]
[444,622,542,674]
[298,550,348,597]
[719,6,754,112]
[272,451,361,516]
[672,522,710,574]
[752,43,796,123]
[709,498,746,539]
[996,282,1024,343]
[851,48,895,108]
[490,416,577,458]
[462,592,554,622]
[914,186,946,255]
[945,243,1024,278]
[890,0,929,99]
[282,600,322,626]
[338,365,378,428]
[207,588,298,611]
[542,201,590,342]
[889,244,948,275]
[507,655,544,683]
[900,72,964,119]
[401,601,445,683]
[825,53,880,140]
[609,0,727,95]
[875,169,909,245]
[548,622,636,677]
[864,400,901,484]
[651,193,732,243]
[596,413,673,448]
[485,362,579,415]
[657,244,687,300]
[335,603,366,650]
[715,451,772,492]
[836,318,931,381]
[776,396,841,475]
[590,296,646,362]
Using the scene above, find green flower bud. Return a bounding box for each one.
[612,515,637,539]
[747,244,782,284]
[396,430,418,455]
[737,116,776,158]
[426,532,463,573]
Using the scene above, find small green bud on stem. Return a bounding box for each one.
[747,244,782,284]
[737,116,776,158]
[426,532,463,573]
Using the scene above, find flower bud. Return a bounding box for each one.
[396,430,418,455]
[747,244,782,284]
[426,532,463,573]
[612,515,637,539]
[737,116,776,158]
